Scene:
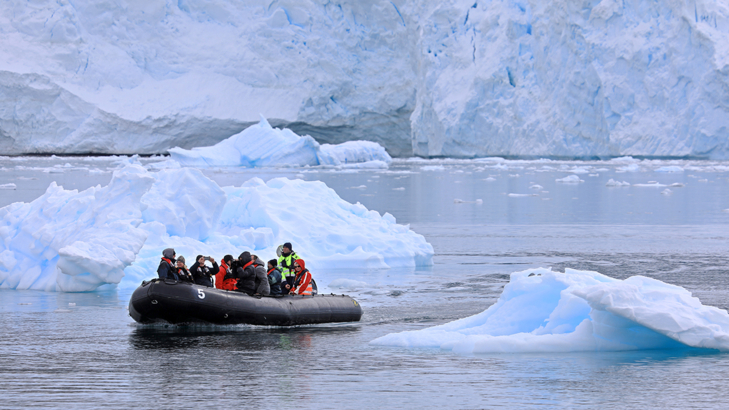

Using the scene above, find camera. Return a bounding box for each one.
[204,256,211,261]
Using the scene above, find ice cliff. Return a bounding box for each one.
[1,1,728,159]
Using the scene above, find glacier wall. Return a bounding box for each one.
[1,1,728,158]
[410,0,729,159]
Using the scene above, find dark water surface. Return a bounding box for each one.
[2,157,729,408]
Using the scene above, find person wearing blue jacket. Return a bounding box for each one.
[267,259,283,295]
[157,248,179,281]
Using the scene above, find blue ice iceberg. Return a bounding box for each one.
[371,268,729,353]
[168,116,392,168]
[0,162,431,291]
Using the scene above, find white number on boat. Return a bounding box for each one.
[197,289,206,299]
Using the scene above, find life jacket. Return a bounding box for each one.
[176,267,192,282]
[160,257,179,281]
[277,252,299,278]
[216,260,238,290]
[291,259,314,296]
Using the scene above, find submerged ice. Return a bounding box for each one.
[0,163,433,291]
[371,268,729,353]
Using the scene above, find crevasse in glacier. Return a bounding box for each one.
[1,1,728,158]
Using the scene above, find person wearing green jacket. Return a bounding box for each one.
[277,242,299,290]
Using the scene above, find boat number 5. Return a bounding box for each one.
[197,289,206,299]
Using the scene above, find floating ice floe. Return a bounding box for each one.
[568,168,590,174]
[371,268,729,353]
[420,165,446,171]
[616,164,641,173]
[0,183,16,190]
[507,193,537,198]
[529,184,543,190]
[633,182,667,187]
[655,166,684,173]
[556,175,584,183]
[0,163,433,292]
[169,116,391,168]
[661,189,673,195]
[454,199,483,204]
[606,179,630,187]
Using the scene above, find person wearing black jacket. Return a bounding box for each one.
[235,251,257,294]
[190,255,219,287]
[157,248,179,281]
[175,256,194,283]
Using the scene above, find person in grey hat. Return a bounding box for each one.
[175,255,193,282]
[157,248,179,281]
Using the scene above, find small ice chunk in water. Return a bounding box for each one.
[606,179,630,187]
[556,175,583,183]
[508,193,536,197]
[0,183,16,190]
[661,189,672,195]
[655,166,684,173]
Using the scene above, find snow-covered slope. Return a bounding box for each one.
[1,1,728,158]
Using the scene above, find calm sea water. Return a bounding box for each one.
[1,157,729,409]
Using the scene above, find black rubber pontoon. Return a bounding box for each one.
[128,279,363,326]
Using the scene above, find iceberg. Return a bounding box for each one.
[168,116,392,168]
[0,162,432,291]
[371,268,729,353]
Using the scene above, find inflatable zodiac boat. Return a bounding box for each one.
[128,279,363,326]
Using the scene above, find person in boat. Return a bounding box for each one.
[267,259,283,295]
[157,248,179,281]
[289,259,317,296]
[277,242,299,291]
[175,256,193,282]
[215,255,238,291]
[235,252,257,294]
[190,255,219,287]
[250,255,271,296]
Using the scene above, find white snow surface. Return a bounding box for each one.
[168,116,392,168]
[371,268,729,353]
[2,1,729,159]
[0,162,433,291]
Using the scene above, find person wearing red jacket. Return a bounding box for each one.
[288,259,317,296]
[215,255,238,291]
